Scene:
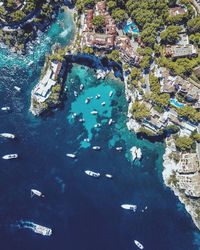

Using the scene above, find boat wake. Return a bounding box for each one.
[13,220,52,236]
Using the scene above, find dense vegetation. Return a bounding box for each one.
[0,0,62,52]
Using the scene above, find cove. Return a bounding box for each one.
[0,9,200,250]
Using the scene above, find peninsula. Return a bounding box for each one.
[30,0,200,231]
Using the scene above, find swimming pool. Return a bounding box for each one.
[124,21,139,35]
[170,98,185,108]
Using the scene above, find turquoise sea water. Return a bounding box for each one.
[0,9,200,250]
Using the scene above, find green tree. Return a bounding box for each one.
[130,101,150,121]
[92,15,105,32]
[175,136,193,151]
[160,26,182,44]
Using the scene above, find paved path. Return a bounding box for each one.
[190,0,200,14]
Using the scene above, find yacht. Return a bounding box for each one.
[1,106,10,111]
[116,147,123,152]
[108,119,113,125]
[91,110,98,115]
[85,170,100,178]
[0,133,15,139]
[136,148,142,160]
[14,86,21,92]
[105,174,113,179]
[2,154,18,160]
[134,240,144,249]
[18,221,52,236]
[66,153,76,159]
[101,102,106,106]
[109,91,113,97]
[130,146,137,161]
[92,146,101,150]
[31,189,44,198]
[121,204,137,212]
[32,223,52,236]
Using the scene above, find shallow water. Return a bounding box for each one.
[0,9,200,250]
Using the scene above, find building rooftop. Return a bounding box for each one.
[178,172,200,198]
[178,153,199,174]
[169,6,187,17]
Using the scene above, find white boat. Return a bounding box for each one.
[84,138,90,142]
[14,86,21,92]
[2,154,18,160]
[101,102,106,106]
[31,189,44,198]
[134,240,144,249]
[116,147,123,152]
[108,119,113,125]
[130,146,137,161]
[91,110,98,115]
[1,106,10,111]
[66,153,76,158]
[85,98,90,104]
[18,221,52,236]
[109,91,113,97]
[74,91,78,97]
[72,113,77,118]
[80,84,84,91]
[32,224,52,236]
[79,118,85,123]
[121,204,137,211]
[0,133,15,139]
[94,123,101,128]
[105,174,112,179]
[136,148,142,160]
[92,146,101,150]
[85,170,100,178]
[95,94,101,99]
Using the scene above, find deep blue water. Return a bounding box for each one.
[0,10,200,250]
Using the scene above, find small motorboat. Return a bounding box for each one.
[74,91,78,97]
[101,102,106,106]
[66,153,76,159]
[85,98,90,104]
[84,138,90,142]
[116,147,123,152]
[1,107,10,111]
[85,170,100,178]
[94,123,101,128]
[91,110,98,115]
[80,84,84,91]
[109,91,113,97]
[92,146,101,151]
[14,86,21,92]
[134,240,144,249]
[79,118,85,123]
[95,94,101,99]
[2,154,18,160]
[31,189,44,198]
[0,133,15,139]
[121,204,137,212]
[72,113,77,118]
[105,174,112,179]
